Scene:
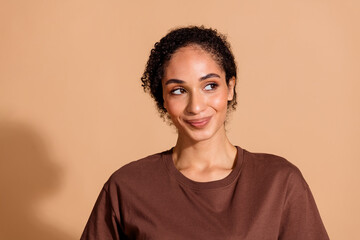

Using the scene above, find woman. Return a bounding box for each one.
[81,26,329,239]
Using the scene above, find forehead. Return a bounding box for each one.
[165,45,223,73]
[172,44,214,61]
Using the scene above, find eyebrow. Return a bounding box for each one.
[200,73,221,81]
[164,79,185,85]
[164,73,221,85]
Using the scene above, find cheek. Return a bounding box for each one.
[210,91,229,111]
[164,98,183,118]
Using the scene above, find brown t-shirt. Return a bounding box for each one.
[81,146,329,239]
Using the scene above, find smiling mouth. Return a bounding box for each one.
[185,116,212,128]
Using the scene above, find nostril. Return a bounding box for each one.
[186,94,205,114]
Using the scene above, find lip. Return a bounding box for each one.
[184,116,212,128]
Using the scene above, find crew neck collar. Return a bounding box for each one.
[162,146,244,190]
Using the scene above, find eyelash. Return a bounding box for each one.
[204,83,218,90]
[170,83,218,95]
[170,88,186,95]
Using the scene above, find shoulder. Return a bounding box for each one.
[113,151,165,176]
[243,149,296,170]
[241,148,308,190]
[243,149,300,174]
[103,150,169,190]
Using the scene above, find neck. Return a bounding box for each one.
[173,126,237,170]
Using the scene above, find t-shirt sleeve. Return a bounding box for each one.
[80,184,125,240]
[278,170,329,240]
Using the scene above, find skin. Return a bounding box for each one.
[162,45,237,182]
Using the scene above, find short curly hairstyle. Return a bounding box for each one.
[141,26,237,118]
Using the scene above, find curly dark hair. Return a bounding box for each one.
[141,26,237,118]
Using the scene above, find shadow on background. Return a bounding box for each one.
[0,120,76,240]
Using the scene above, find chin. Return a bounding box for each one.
[183,126,222,143]
[174,117,226,143]
[187,133,213,143]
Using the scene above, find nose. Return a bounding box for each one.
[186,91,206,115]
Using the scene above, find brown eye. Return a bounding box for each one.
[204,83,218,91]
[171,88,186,95]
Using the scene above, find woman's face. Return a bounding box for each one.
[162,45,235,143]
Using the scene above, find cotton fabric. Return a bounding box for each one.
[81,146,329,239]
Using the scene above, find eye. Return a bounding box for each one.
[204,83,218,91]
[171,88,186,95]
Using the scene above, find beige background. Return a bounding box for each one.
[0,0,359,239]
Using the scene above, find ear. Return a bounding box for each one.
[227,77,236,101]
